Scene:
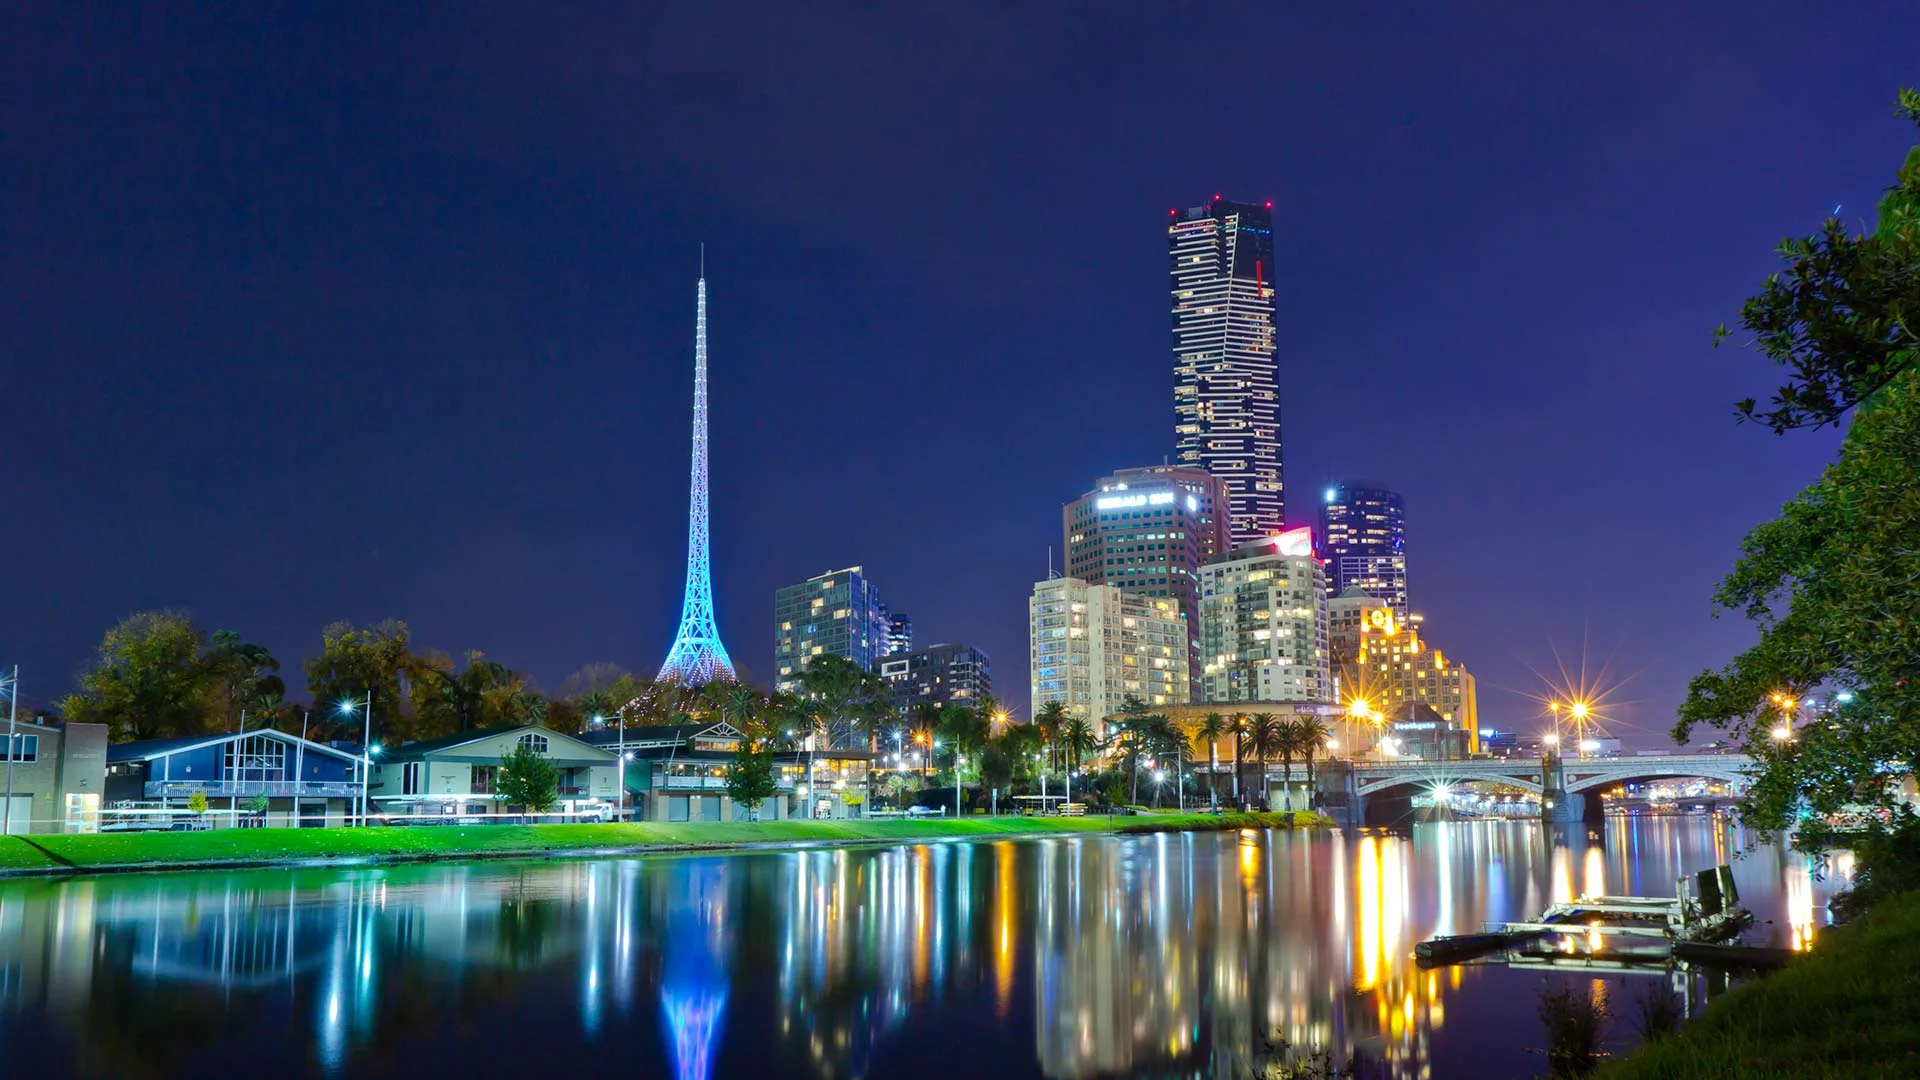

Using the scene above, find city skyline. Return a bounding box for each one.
[5,7,1909,748]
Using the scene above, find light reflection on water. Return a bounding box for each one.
[0,818,1851,1079]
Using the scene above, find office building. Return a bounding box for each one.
[885,612,913,656]
[1346,609,1478,754]
[1320,484,1408,619]
[1327,586,1393,701]
[1197,528,1331,704]
[774,566,893,693]
[1029,577,1189,739]
[1063,465,1230,695]
[880,643,991,712]
[1170,196,1282,544]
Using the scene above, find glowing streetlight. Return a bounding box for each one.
[1770,724,1793,742]
[338,694,375,826]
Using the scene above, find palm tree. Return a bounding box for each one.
[1296,716,1331,809]
[1231,713,1253,806]
[1035,701,1069,772]
[577,691,615,728]
[1197,713,1229,809]
[1062,717,1095,774]
[1250,713,1283,810]
[720,685,763,733]
[1275,718,1309,811]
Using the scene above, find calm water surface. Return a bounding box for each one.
[0,819,1850,1079]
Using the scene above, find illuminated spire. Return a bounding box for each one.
[659,252,736,684]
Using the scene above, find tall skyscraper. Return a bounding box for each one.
[1319,483,1408,618]
[1170,197,1282,544]
[880,643,991,712]
[1062,465,1230,697]
[1029,576,1189,738]
[659,256,735,685]
[1197,528,1331,704]
[773,566,893,693]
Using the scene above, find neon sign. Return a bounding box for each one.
[1096,491,1176,511]
[1272,526,1314,557]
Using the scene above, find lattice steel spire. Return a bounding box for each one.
[659,251,736,684]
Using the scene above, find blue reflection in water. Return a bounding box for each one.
[661,860,731,1080]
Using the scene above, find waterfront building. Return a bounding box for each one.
[1029,576,1189,739]
[368,724,620,821]
[1197,528,1331,704]
[1,720,106,834]
[1170,196,1283,544]
[104,727,358,829]
[774,566,894,693]
[659,258,736,684]
[880,643,991,712]
[1319,483,1408,619]
[1327,586,1393,701]
[1346,610,1478,754]
[1063,464,1231,695]
[885,612,913,656]
[580,722,873,821]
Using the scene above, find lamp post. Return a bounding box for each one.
[595,713,626,822]
[953,750,963,819]
[338,694,374,826]
[2,665,17,836]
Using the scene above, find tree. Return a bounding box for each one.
[720,685,764,733]
[1034,700,1069,771]
[60,611,220,741]
[1680,92,1920,847]
[412,650,526,736]
[797,654,892,749]
[1250,713,1283,810]
[305,620,422,742]
[203,630,285,732]
[496,743,559,820]
[1723,89,1920,434]
[1230,713,1253,804]
[1198,713,1229,808]
[559,662,630,702]
[724,724,779,820]
[187,790,208,816]
[978,741,1015,801]
[1061,717,1095,773]
[1296,716,1331,809]
[576,691,616,728]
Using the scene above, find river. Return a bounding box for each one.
[0,818,1848,1079]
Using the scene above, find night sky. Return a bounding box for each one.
[5,5,1915,743]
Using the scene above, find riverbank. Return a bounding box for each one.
[1600,888,1920,1079]
[0,810,1332,877]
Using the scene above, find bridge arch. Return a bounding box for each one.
[1562,763,1753,795]
[1353,770,1542,798]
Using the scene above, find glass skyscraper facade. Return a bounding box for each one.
[1170,197,1282,545]
[1319,483,1408,619]
[773,566,893,693]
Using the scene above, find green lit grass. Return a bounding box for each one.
[16,810,1330,873]
[1600,888,1920,1079]
[0,838,64,871]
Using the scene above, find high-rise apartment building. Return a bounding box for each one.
[1063,465,1230,697]
[880,643,990,713]
[1320,484,1408,619]
[1345,609,1477,755]
[885,613,913,656]
[1197,528,1331,704]
[1029,577,1189,738]
[1170,197,1282,545]
[773,567,893,693]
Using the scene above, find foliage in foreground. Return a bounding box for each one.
[1679,91,1920,848]
[1599,888,1920,1079]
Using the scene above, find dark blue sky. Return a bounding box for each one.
[4,4,1914,743]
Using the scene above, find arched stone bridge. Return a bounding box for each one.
[1320,754,1755,825]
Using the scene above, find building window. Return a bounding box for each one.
[518,733,549,755]
[471,766,498,794]
[401,762,423,795]
[2,734,36,763]
[223,735,286,782]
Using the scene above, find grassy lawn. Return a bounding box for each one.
[1600,888,1920,1079]
[0,838,64,871]
[18,810,1329,872]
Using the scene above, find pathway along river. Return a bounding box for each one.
[0,818,1848,1079]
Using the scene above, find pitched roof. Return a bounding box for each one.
[108,728,362,765]
[577,721,743,747]
[384,723,614,761]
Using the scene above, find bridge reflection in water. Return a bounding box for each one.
[0,820,1851,1080]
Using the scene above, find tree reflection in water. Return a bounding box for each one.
[0,820,1850,1080]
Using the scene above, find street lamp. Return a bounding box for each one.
[338,694,374,826]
